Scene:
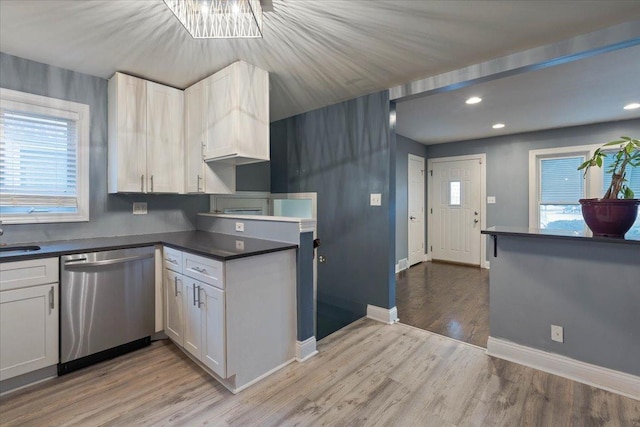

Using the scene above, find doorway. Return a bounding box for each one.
[408,154,425,266]
[427,154,487,267]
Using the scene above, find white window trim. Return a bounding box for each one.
[528,144,603,229]
[0,88,90,224]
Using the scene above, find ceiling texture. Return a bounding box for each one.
[1,0,640,124]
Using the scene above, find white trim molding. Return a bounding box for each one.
[395,258,409,273]
[367,305,399,325]
[487,337,640,400]
[295,337,318,362]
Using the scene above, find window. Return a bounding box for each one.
[449,181,461,206]
[529,145,601,232]
[0,88,89,224]
[603,152,640,238]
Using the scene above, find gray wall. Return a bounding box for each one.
[236,161,270,192]
[490,234,640,376]
[270,91,396,339]
[395,134,428,264]
[426,118,640,232]
[0,53,209,244]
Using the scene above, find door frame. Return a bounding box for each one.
[407,153,426,267]
[427,153,488,269]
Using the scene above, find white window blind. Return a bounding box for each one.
[0,88,89,224]
[540,156,585,204]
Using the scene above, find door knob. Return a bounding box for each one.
[474,219,479,224]
[474,211,479,216]
[410,216,416,220]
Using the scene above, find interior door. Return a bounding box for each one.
[408,154,425,266]
[431,158,481,265]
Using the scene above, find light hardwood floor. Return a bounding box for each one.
[1,319,638,426]
[396,261,490,347]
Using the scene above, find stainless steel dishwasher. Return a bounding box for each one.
[59,246,155,374]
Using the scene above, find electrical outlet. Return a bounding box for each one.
[235,222,244,232]
[487,196,496,204]
[551,325,564,343]
[235,240,245,251]
[133,202,147,215]
[370,193,382,206]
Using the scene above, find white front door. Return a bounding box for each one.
[408,154,425,266]
[431,157,482,265]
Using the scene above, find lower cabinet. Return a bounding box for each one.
[183,278,226,378]
[164,268,184,346]
[0,283,59,381]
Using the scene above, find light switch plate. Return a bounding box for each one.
[370,193,382,206]
[487,196,496,204]
[133,202,147,215]
[235,222,244,232]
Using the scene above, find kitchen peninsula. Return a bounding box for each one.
[0,229,307,395]
[482,226,640,399]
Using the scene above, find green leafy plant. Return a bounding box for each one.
[578,136,640,199]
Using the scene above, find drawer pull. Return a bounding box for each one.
[191,266,207,274]
[166,257,177,264]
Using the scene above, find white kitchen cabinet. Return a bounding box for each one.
[0,258,59,381]
[164,268,184,346]
[201,61,269,165]
[184,82,235,194]
[182,278,204,359]
[108,72,184,193]
[200,282,226,377]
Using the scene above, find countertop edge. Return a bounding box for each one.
[481,227,640,246]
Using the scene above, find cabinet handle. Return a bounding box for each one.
[167,257,177,264]
[192,284,197,306]
[141,174,144,192]
[150,175,154,192]
[192,266,207,274]
[197,286,204,308]
[49,286,54,312]
[174,276,179,296]
[197,174,202,192]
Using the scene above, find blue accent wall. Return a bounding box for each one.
[0,53,209,244]
[270,91,396,339]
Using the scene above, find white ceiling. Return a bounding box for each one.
[1,1,640,122]
[396,44,640,145]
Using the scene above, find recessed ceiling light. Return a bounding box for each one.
[465,97,482,105]
[492,123,505,129]
[624,103,640,110]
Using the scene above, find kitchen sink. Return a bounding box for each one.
[0,245,41,255]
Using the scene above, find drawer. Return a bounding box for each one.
[183,252,224,289]
[0,257,59,292]
[163,247,183,273]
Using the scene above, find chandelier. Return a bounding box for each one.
[164,0,263,39]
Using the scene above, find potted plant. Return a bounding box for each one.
[577,136,640,237]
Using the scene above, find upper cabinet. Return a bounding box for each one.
[184,81,236,194]
[108,73,184,194]
[200,61,269,165]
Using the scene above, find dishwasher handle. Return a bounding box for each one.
[63,253,154,268]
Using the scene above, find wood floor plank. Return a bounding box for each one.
[1,319,638,427]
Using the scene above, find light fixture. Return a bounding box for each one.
[624,102,640,110]
[492,123,505,129]
[465,97,482,105]
[164,0,263,39]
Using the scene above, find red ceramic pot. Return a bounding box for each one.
[579,198,640,238]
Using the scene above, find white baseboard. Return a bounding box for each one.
[366,305,399,325]
[425,253,432,262]
[483,260,490,269]
[296,337,318,362]
[487,337,640,400]
[395,258,409,273]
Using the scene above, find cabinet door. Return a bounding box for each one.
[184,84,205,193]
[164,269,184,346]
[110,73,147,193]
[200,283,226,378]
[147,81,184,193]
[0,283,58,380]
[203,68,237,161]
[182,279,202,359]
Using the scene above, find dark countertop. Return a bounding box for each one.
[481,226,640,246]
[0,231,298,263]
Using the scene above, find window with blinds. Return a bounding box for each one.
[0,89,89,224]
[537,155,587,231]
